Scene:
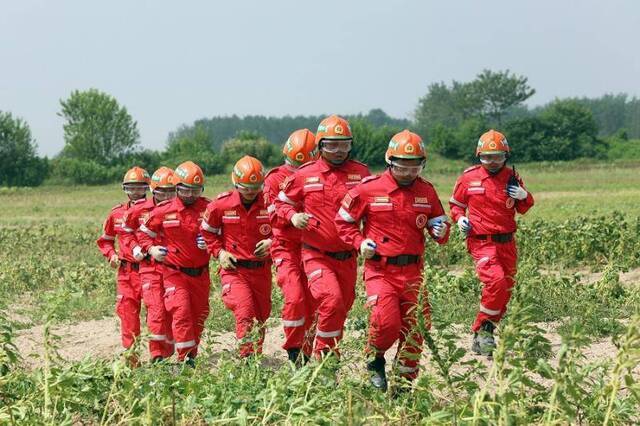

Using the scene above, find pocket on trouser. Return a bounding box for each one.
[163,285,177,313]
[221,283,234,310]
[115,294,125,318]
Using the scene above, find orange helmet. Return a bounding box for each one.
[476,129,510,156]
[283,129,318,166]
[231,155,265,188]
[386,130,426,164]
[174,161,205,187]
[122,166,150,185]
[150,167,176,191]
[315,115,352,143]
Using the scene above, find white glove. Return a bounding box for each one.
[359,238,377,259]
[196,234,206,250]
[254,239,272,258]
[218,250,237,270]
[457,217,472,234]
[507,185,527,200]
[132,246,145,261]
[149,246,168,262]
[291,212,311,229]
[431,221,448,239]
[109,254,120,269]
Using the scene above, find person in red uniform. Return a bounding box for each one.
[97,166,150,363]
[137,161,211,366]
[201,156,273,358]
[275,115,371,359]
[449,129,534,356]
[263,129,319,364]
[335,130,450,391]
[120,166,177,362]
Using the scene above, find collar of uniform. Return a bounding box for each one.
[317,157,335,173]
[381,169,404,193]
[175,197,189,212]
[479,165,508,180]
[231,189,263,213]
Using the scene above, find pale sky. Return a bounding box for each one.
[1,0,638,156]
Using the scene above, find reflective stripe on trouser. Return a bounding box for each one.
[220,265,272,358]
[302,249,357,356]
[274,248,315,355]
[162,268,211,360]
[140,269,174,358]
[467,238,518,332]
[115,268,142,349]
[363,261,429,380]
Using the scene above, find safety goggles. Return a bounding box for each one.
[321,139,352,153]
[176,185,203,197]
[390,160,425,175]
[153,187,176,201]
[123,183,148,196]
[479,152,506,164]
[235,183,264,194]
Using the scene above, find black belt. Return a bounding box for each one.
[370,254,420,266]
[120,260,140,271]
[472,233,513,243]
[235,259,266,269]
[303,244,354,261]
[165,263,208,277]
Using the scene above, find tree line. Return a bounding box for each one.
[1,71,639,186]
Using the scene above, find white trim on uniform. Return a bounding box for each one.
[201,221,221,234]
[149,334,167,341]
[397,365,418,373]
[278,191,298,206]
[174,340,196,349]
[139,224,157,238]
[449,197,467,209]
[337,207,356,223]
[101,234,116,241]
[479,304,501,316]
[282,317,305,328]
[316,328,341,338]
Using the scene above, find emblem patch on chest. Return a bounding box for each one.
[259,223,272,235]
[416,213,428,228]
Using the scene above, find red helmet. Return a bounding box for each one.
[315,115,352,143]
[174,161,205,187]
[150,167,176,191]
[283,129,318,166]
[122,166,150,185]
[476,129,510,156]
[386,130,426,164]
[231,156,265,188]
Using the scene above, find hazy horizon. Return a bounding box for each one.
[1,0,638,156]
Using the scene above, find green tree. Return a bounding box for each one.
[58,89,140,165]
[164,124,223,174]
[221,134,281,168]
[0,111,48,186]
[350,119,402,167]
[472,69,535,125]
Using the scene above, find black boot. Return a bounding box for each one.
[185,355,196,368]
[287,348,302,367]
[472,321,496,357]
[151,356,164,364]
[366,356,387,392]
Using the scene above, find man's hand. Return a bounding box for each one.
[507,185,527,200]
[218,250,237,270]
[291,212,311,229]
[196,234,207,250]
[254,239,272,258]
[149,246,168,262]
[109,254,120,269]
[431,220,449,239]
[359,238,377,259]
[132,246,145,261]
[457,217,472,235]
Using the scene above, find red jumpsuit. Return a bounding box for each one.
[137,197,211,360]
[97,201,142,350]
[335,170,450,379]
[264,165,315,355]
[120,198,174,358]
[275,158,371,356]
[449,165,534,332]
[201,190,273,357]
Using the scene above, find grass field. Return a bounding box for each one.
[1,159,639,424]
